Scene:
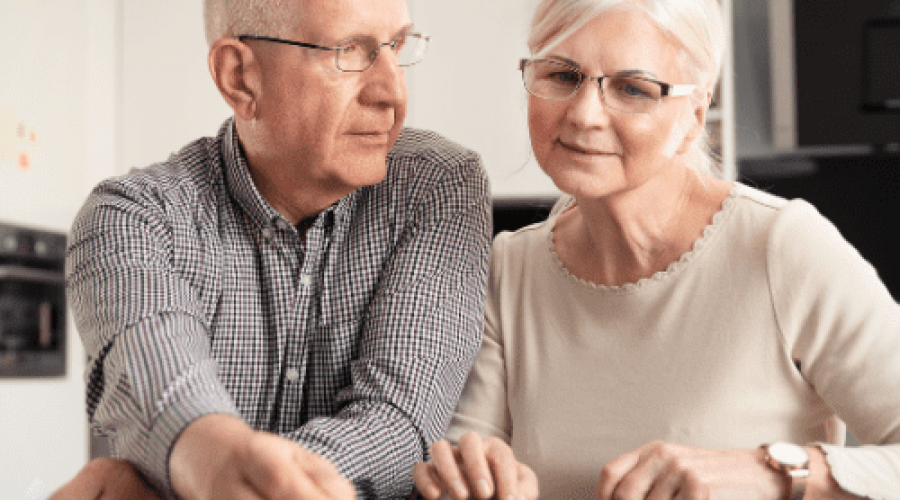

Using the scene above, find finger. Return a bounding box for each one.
[241,434,332,500]
[430,440,469,500]
[292,447,356,500]
[413,462,446,500]
[517,463,540,500]
[105,464,163,500]
[483,438,519,500]
[413,463,444,500]
[596,449,641,500]
[211,478,265,500]
[645,468,681,500]
[459,433,494,499]
[673,483,708,500]
[608,443,673,500]
[671,470,708,500]
[48,465,104,500]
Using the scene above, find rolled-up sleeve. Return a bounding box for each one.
[67,182,239,495]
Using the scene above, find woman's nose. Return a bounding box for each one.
[565,79,612,128]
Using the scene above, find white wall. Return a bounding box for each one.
[0,3,559,495]
[731,0,777,159]
[0,0,119,496]
[119,0,559,197]
[121,1,231,174]
[406,0,558,197]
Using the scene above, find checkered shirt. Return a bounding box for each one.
[66,119,491,498]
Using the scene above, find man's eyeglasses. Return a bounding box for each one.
[238,33,430,73]
[519,58,696,114]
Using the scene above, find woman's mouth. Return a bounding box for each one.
[558,140,611,156]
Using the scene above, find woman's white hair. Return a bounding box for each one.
[528,0,726,175]
[204,0,301,46]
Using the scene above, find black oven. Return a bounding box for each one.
[0,222,67,377]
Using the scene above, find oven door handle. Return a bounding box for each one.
[0,265,65,285]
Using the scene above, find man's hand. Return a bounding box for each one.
[170,414,356,500]
[412,432,538,500]
[49,457,162,500]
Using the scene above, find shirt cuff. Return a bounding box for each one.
[139,368,240,497]
[819,442,900,499]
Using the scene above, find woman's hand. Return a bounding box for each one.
[413,432,538,500]
[595,441,784,499]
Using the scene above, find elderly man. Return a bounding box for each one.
[56,0,490,498]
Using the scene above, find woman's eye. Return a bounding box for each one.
[623,84,649,97]
[549,71,579,84]
[611,78,655,99]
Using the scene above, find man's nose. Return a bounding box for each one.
[361,47,407,107]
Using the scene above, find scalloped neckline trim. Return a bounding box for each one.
[548,183,741,294]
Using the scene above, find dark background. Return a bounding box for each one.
[794,0,900,147]
[740,153,900,301]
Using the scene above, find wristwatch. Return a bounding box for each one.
[762,442,810,500]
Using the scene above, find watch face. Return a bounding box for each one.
[769,442,810,467]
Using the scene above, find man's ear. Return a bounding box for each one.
[208,38,261,121]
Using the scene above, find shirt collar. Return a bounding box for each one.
[219,118,359,232]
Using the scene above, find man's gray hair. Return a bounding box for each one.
[204,0,301,46]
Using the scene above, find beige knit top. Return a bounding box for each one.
[446,183,900,499]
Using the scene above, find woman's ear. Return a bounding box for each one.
[208,38,261,121]
[675,91,711,155]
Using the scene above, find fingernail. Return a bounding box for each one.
[454,480,468,498]
[477,479,491,497]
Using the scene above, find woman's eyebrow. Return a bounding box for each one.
[614,69,659,79]
[543,57,659,80]
[547,55,581,68]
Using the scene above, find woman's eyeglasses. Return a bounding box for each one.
[519,58,696,114]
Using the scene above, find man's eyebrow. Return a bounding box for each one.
[333,23,415,43]
[396,23,415,36]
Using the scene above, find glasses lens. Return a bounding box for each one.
[602,76,663,113]
[396,34,428,67]
[335,37,377,72]
[523,60,581,100]
[335,34,428,71]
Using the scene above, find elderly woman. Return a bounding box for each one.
[413,0,900,498]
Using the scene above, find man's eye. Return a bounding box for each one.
[338,41,364,55]
[391,35,407,52]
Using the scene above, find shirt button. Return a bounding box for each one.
[276,219,290,231]
[285,367,300,382]
[300,274,312,286]
[261,227,274,240]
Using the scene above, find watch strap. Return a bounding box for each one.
[762,443,810,500]
[786,468,809,500]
